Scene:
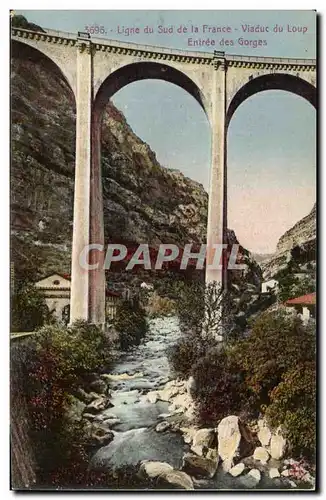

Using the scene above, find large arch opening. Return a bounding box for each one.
[94,61,208,117]
[226,73,316,128]
[90,62,211,301]
[226,81,316,262]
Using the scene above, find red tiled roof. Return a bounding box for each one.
[285,292,316,306]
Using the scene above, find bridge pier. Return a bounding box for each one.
[206,59,227,288]
[70,39,106,326]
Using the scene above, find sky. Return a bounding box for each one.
[16,10,316,254]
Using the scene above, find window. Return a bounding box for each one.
[53,280,60,285]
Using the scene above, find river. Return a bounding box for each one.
[91,317,290,490]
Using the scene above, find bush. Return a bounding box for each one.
[174,280,234,338]
[231,310,316,412]
[178,309,316,458]
[114,298,148,350]
[168,333,206,379]
[15,321,112,486]
[11,283,51,332]
[192,346,249,425]
[265,361,316,460]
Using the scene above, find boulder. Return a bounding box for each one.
[88,427,114,448]
[84,396,109,415]
[138,461,173,480]
[147,391,158,404]
[182,453,218,479]
[157,470,194,490]
[206,448,219,461]
[159,386,179,402]
[253,446,270,465]
[169,393,192,412]
[190,428,216,457]
[83,412,96,421]
[257,419,272,447]
[101,418,121,428]
[281,469,290,477]
[155,421,171,433]
[240,468,261,488]
[269,467,280,479]
[217,416,254,466]
[270,428,287,460]
[229,462,245,477]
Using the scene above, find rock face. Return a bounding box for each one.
[262,204,316,279]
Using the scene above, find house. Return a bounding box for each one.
[261,279,279,294]
[35,273,71,323]
[285,292,316,323]
[35,273,122,324]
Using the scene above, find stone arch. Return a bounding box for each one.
[11,39,76,103]
[93,61,209,121]
[226,73,316,128]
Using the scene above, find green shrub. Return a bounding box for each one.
[183,309,316,458]
[191,347,249,425]
[114,298,148,350]
[15,321,112,486]
[231,310,315,412]
[11,283,51,332]
[265,361,316,460]
[168,333,206,379]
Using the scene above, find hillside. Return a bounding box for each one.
[262,203,316,279]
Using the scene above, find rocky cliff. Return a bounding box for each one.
[262,203,316,279]
[10,17,261,291]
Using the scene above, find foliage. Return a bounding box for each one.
[15,321,112,486]
[230,310,316,412]
[168,332,208,379]
[11,282,52,332]
[191,346,250,425]
[113,298,148,350]
[173,280,234,338]
[265,361,316,459]
[276,265,315,302]
[146,292,176,318]
[169,307,316,458]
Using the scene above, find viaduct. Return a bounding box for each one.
[11,27,317,327]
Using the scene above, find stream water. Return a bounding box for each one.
[91,317,288,490]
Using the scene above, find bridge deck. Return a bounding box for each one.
[11,27,316,66]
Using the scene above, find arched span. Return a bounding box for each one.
[226,73,316,128]
[93,61,209,120]
[11,40,76,106]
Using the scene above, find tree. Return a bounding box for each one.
[11,283,51,332]
[174,280,235,340]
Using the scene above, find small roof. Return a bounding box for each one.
[285,292,316,306]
